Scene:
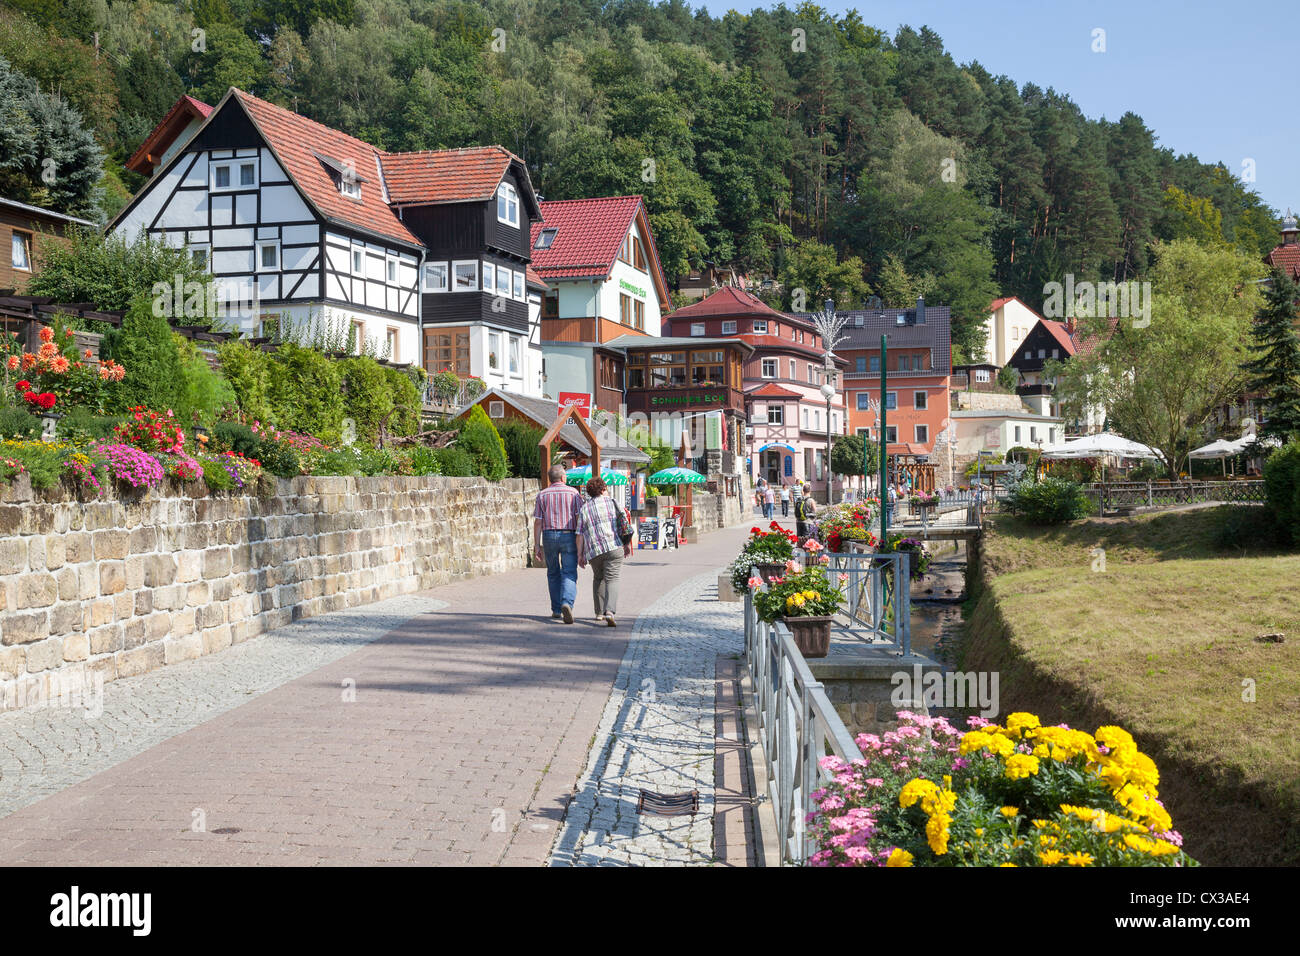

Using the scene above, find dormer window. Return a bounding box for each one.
[535,227,557,249]
[315,152,365,200]
[497,183,518,227]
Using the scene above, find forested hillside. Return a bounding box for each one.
[0,0,1279,358]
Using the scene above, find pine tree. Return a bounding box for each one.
[1244,268,1300,441]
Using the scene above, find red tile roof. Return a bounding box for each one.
[233,89,422,247]
[1266,243,1300,281]
[748,383,804,399]
[1040,320,1078,357]
[988,296,1016,312]
[125,95,213,175]
[529,196,644,279]
[525,265,548,290]
[382,147,519,206]
[670,284,787,321]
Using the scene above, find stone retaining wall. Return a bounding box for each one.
[0,475,538,711]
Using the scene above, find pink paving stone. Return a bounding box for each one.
[0,523,752,866]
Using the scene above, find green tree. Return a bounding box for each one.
[101,294,185,414]
[778,237,870,310]
[27,228,210,313]
[455,404,508,480]
[1053,240,1264,475]
[1243,269,1300,442]
[266,343,344,439]
[831,432,876,479]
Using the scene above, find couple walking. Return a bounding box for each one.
[532,464,633,626]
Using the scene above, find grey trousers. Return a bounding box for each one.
[589,548,624,616]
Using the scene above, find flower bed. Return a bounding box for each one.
[817,498,880,553]
[806,711,1194,867]
[729,521,799,593]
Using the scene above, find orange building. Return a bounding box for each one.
[836,300,953,487]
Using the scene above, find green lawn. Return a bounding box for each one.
[961,508,1300,866]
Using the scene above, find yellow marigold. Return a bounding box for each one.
[958,731,992,755]
[1003,754,1040,780]
[1097,761,1129,791]
[899,778,939,809]
[926,812,951,855]
[1060,804,1097,823]
[885,848,913,867]
[999,862,1017,867]
[920,788,957,817]
[1123,833,1157,854]
[1038,849,1065,865]
[985,733,1015,757]
[1031,819,1048,829]
[1147,839,1180,857]
[1127,752,1160,789]
[1065,852,1094,867]
[1006,712,1041,736]
[1095,725,1136,753]
[999,806,1019,817]
[974,827,984,837]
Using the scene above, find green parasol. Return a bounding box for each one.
[565,465,628,486]
[646,466,706,486]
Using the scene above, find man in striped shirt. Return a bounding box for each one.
[533,464,582,623]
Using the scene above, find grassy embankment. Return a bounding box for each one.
[960,506,1300,866]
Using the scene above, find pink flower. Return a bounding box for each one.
[838,573,849,583]
[803,538,823,552]
[785,559,802,573]
[747,575,763,589]
[818,554,830,565]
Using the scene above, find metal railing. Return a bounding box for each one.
[822,549,912,655]
[1079,479,1265,515]
[744,591,864,865]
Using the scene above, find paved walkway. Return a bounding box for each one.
[0,520,754,866]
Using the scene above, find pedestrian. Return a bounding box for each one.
[754,477,766,515]
[575,476,633,627]
[886,482,897,524]
[794,482,815,540]
[533,463,582,623]
[763,483,776,520]
[779,483,791,517]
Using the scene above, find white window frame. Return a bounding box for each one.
[423,261,448,292]
[751,405,769,425]
[789,359,796,379]
[496,183,519,227]
[10,231,31,271]
[768,404,784,425]
[509,336,521,375]
[535,228,557,249]
[211,160,257,192]
[721,320,737,334]
[495,263,510,297]
[885,391,897,411]
[975,369,991,383]
[256,240,280,272]
[340,172,361,199]
[885,425,897,444]
[351,247,365,277]
[488,332,500,370]
[753,320,768,334]
[512,270,524,302]
[761,358,777,378]
[691,323,706,336]
[189,244,210,271]
[386,326,400,362]
[453,260,479,291]
[915,424,928,443]
[803,408,809,430]
[869,355,880,373]
[387,256,398,283]
[914,390,927,410]
[482,262,496,296]
[1030,426,1038,442]
[350,320,366,355]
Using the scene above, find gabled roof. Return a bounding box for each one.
[461,388,650,464]
[603,334,752,354]
[230,89,422,248]
[1040,319,1078,357]
[747,383,804,399]
[529,196,670,304]
[125,95,213,176]
[525,265,548,291]
[988,295,1041,318]
[383,146,538,218]
[0,195,95,227]
[669,284,787,321]
[1265,244,1300,281]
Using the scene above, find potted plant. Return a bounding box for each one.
[815,497,879,553]
[739,521,798,583]
[908,490,938,514]
[752,563,845,657]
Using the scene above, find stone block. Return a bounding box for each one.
[113,591,134,620]
[128,526,157,553]
[49,601,81,635]
[26,536,46,570]
[1,611,47,646]
[92,529,129,560]
[124,555,146,590]
[24,637,64,672]
[98,561,125,596]
[62,633,89,662]
[0,538,26,575]
[145,554,176,587]
[88,624,123,655]
[0,645,24,678]
[146,612,171,641]
[171,607,196,635]
[176,550,201,583]
[55,566,78,602]
[186,581,210,607]
[202,547,232,580]
[201,624,231,655]
[90,598,114,627]
[43,534,66,569]
[63,532,90,564]
[86,655,116,683]
[17,572,58,609]
[134,590,153,616]
[115,643,164,678]
[121,618,147,650]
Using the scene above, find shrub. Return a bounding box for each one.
[339,357,394,445]
[1128,459,1169,482]
[101,294,185,414]
[408,446,442,476]
[211,421,260,458]
[0,406,40,439]
[1003,476,1092,524]
[1211,505,1281,554]
[1263,440,1300,544]
[265,343,344,440]
[434,446,475,477]
[384,367,422,437]
[217,341,273,425]
[174,337,236,428]
[0,439,65,488]
[55,406,123,443]
[200,457,236,491]
[455,405,507,480]
[311,447,362,476]
[112,406,187,454]
[497,419,547,479]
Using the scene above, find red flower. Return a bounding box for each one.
[14,379,30,392]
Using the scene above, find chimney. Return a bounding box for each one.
[1066,315,1076,336]
[915,295,926,325]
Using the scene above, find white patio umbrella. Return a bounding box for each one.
[1189,438,1239,477]
[1041,432,1159,460]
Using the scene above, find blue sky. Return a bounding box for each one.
[695,0,1296,217]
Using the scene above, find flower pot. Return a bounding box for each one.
[784,615,833,658]
[754,562,787,584]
